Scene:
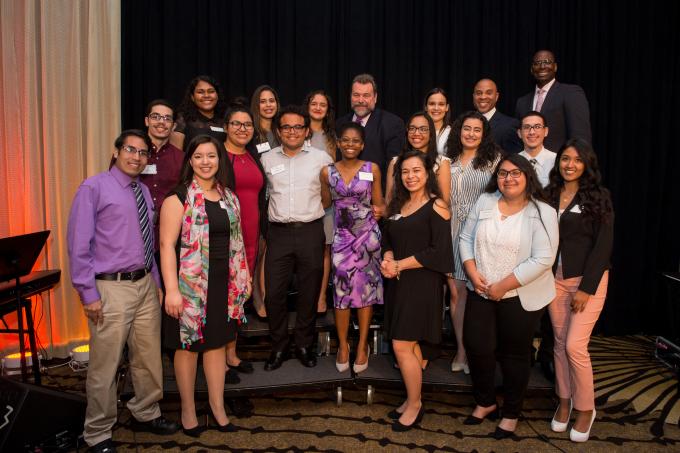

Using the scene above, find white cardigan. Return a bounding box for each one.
[459,191,559,311]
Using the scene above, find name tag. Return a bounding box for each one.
[141,164,157,175]
[256,142,271,154]
[209,126,224,132]
[479,209,493,219]
[270,164,285,175]
[358,171,373,181]
[219,200,228,210]
[569,204,582,214]
[389,214,402,220]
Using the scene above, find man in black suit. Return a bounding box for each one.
[336,74,405,191]
[473,78,523,153]
[515,50,592,152]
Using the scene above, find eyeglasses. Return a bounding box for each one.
[521,124,545,131]
[532,59,555,67]
[228,120,254,131]
[279,124,306,133]
[148,113,173,122]
[121,145,149,159]
[497,169,523,179]
[339,137,363,146]
[407,126,429,134]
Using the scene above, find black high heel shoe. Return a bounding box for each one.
[492,425,516,440]
[387,408,403,420]
[182,423,207,437]
[208,414,239,432]
[392,406,425,432]
[463,406,499,425]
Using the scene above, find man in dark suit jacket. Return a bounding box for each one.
[515,50,592,152]
[336,74,405,191]
[473,78,523,154]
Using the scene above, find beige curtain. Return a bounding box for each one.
[0,0,120,357]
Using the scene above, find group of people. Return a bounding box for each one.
[67,49,612,453]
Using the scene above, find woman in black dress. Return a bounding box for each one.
[171,75,228,150]
[381,149,453,431]
[160,135,250,435]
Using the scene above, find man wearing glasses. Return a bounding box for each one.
[140,100,184,268]
[518,111,556,187]
[260,105,333,371]
[67,130,179,453]
[515,50,592,152]
[473,78,523,153]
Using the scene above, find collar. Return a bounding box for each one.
[352,112,372,126]
[482,107,497,121]
[521,147,552,165]
[275,145,310,157]
[536,78,557,94]
[110,165,138,188]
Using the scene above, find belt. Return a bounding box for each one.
[95,268,151,282]
[270,218,322,229]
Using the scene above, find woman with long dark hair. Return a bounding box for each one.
[545,139,613,443]
[459,153,558,439]
[381,150,453,431]
[385,112,450,206]
[424,88,452,154]
[445,111,503,374]
[160,135,250,435]
[250,85,281,150]
[171,75,228,150]
[222,104,267,374]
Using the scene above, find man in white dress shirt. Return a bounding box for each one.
[518,111,556,188]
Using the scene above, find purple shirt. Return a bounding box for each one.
[67,166,161,304]
[139,141,184,250]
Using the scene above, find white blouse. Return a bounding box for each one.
[474,202,525,299]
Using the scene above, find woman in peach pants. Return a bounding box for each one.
[545,139,614,443]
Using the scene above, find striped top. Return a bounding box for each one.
[450,154,501,280]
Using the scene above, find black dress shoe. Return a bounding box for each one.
[225,367,241,384]
[463,407,499,425]
[295,347,317,367]
[182,424,207,438]
[89,438,116,453]
[264,351,288,371]
[492,425,516,440]
[392,406,425,432]
[387,408,403,420]
[132,415,180,435]
[229,360,254,374]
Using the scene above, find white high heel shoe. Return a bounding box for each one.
[353,345,370,374]
[569,409,596,442]
[335,344,350,373]
[550,400,572,432]
[451,361,470,374]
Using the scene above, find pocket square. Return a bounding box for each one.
[569,204,582,213]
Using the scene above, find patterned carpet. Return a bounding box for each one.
[36,335,680,452]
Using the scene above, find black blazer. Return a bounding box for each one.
[488,110,523,153]
[515,81,592,152]
[336,108,405,190]
[553,193,613,295]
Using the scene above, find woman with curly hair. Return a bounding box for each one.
[381,149,453,431]
[171,75,229,150]
[545,139,613,443]
[445,111,502,374]
[459,153,558,439]
[250,84,281,150]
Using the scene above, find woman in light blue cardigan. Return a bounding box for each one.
[459,153,558,439]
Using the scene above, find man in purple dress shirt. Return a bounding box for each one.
[67,130,179,453]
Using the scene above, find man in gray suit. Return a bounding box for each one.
[515,50,592,152]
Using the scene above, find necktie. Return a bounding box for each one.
[530,158,538,166]
[131,182,154,270]
[535,89,546,112]
[354,116,364,126]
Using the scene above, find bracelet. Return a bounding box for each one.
[395,260,400,280]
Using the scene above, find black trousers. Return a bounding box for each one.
[463,292,544,419]
[264,219,325,352]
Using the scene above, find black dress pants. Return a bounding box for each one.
[463,291,544,419]
[264,219,325,352]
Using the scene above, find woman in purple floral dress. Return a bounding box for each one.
[321,123,385,374]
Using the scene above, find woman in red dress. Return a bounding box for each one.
[222,104,267,375]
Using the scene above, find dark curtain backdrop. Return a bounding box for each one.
[121,0,680,336]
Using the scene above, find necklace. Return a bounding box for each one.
[561,190,577,203]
